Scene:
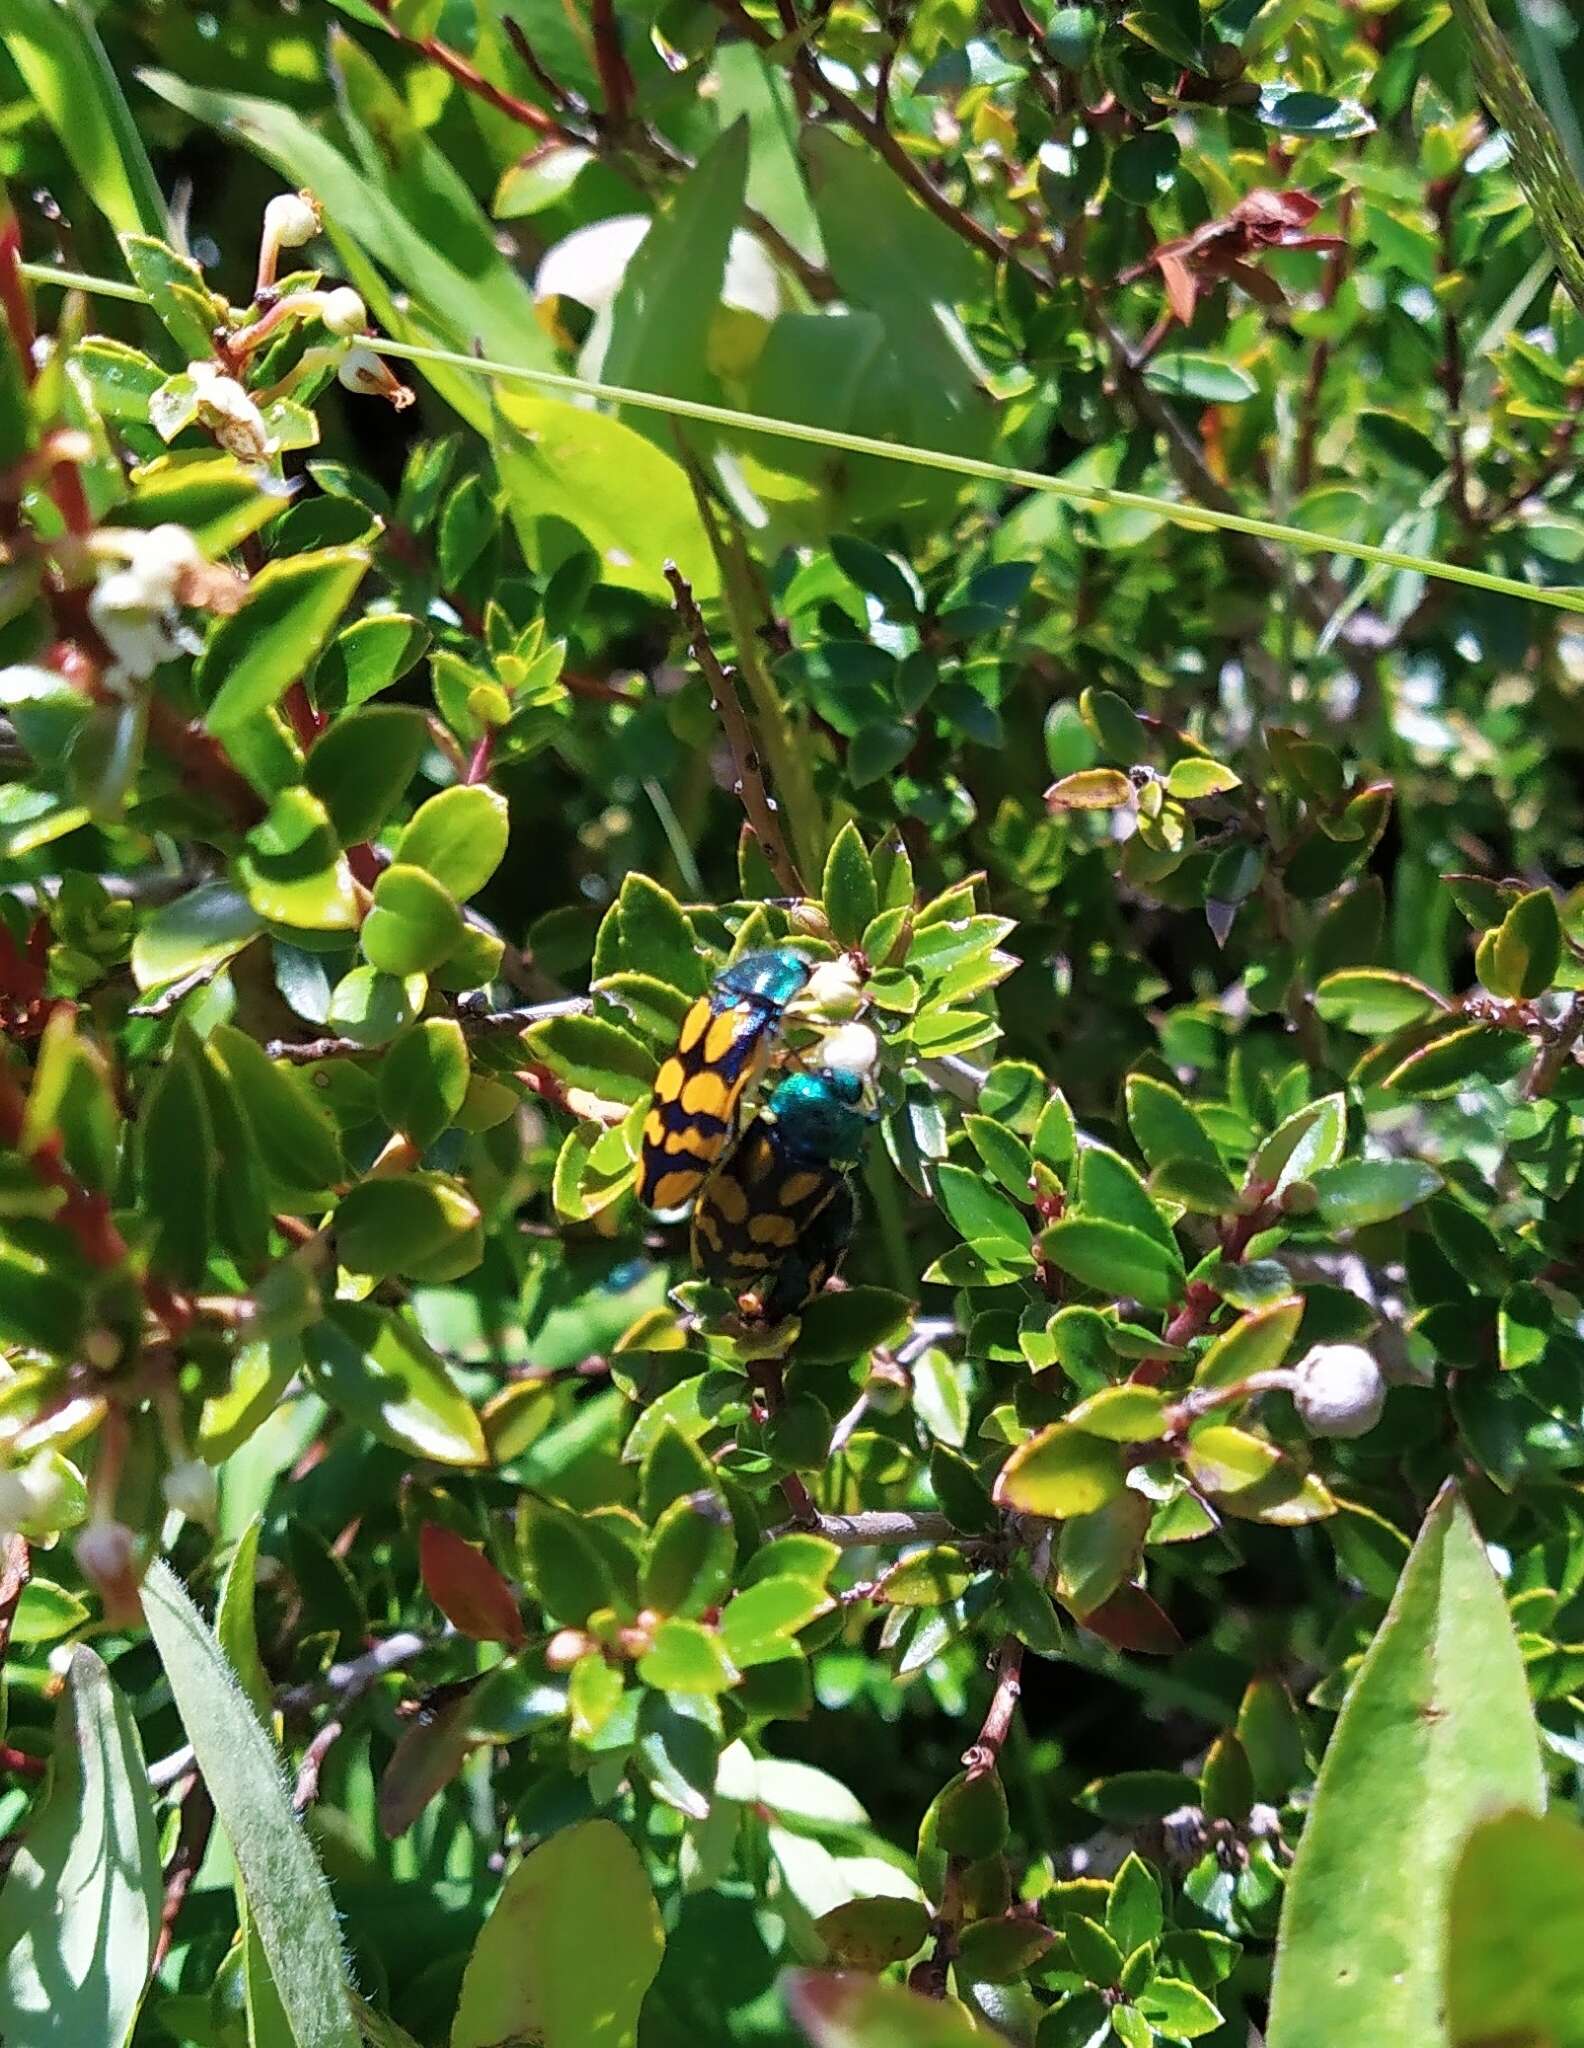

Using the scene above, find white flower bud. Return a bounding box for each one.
[337,345,415,410]
[263,191,321,249]
[819,1020,880,1078]
[320,286,366,338]
[188,361,275,463]
[800,956,864,1019]
[76,1519,143,1624]
[1293,1343,1386,1440]
[162,1457,219,1526]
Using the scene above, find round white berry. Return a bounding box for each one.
[1293,1343,1386,1440]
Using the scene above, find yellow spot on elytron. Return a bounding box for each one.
[728,1244,773,1270]
[678,1000,711,1055]
[779,1171,822,1207]
[749,1213,798,1248]
[741,1136,775,1184]
[654,1058,684,1103]
[669,1125,720,1160]
[682,1071,728,1117]
[705,1011,744,1064]
[643,1110,666,1147]
[711,1177,749,1225]
[694,1207,722,1251]
[651,1170,698,1210]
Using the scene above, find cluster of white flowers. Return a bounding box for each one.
[87,522,206,682]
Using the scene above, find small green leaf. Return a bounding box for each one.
[239,786,360,932]
[138,1032,215,1288]
[1193,1298,1304,1389]
[305,1303,487,1465]
[203,548,369,732]
[1165,757,1241,799]
[524,1013,657,1105]
[1250,1092,1347,1190]
[131,881,263,993]
[1066,1384,1169,1441]
[399,784,510,902]
[637,1617,739,1695]
[720,1576,832,1667]
[936,1161,1030,1246]
[995,1423,1126,1517]
[361,864,464,976]
[1125,1074,1220,1169]
[642,1491,735,1618]
[1143,352,1259,403]
[816,1896,931,1971]
[305,706,428,845]
[878,1545,978,1607]
[823,821,878,947]
[1310,1158,1442,1229]
[786,1970,994,2045]
[1047,766,1136,811]
[1254,85,1374,135]
[334,1172,482,1282]
[209,1024,343,1198]
[1313,969,1443,1033]
[1080,1146,1179,1253]
[1040,1217,1184,1312]
[1108,1853,1164,1953]
[378,1018,470,1148]
[612,873,705,994]
[1476,888,1562,1000]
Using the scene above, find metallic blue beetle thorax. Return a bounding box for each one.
[713,947,812,1012]
[766,1069,867,1166]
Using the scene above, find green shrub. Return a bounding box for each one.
[2,0,1584,2043]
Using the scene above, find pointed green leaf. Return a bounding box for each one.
[1267,1486,1543,2048]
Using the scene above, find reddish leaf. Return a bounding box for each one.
[1158,249,1198,326]
[1077,1583,1184,1655]
[419,1522,525,1646]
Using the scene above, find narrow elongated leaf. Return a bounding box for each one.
[451,1819,664,2048]
[142,1561,361,2048]
[4,0,166,240]
[1267,1485,1543,2048]
[0,1646,160,2048]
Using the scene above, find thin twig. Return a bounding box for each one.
[151,1777,214,1975]
[1523,991,1584,1100]
[590,0,635,127]
[665,563,805,897]
[368,0,562,135]
[292,1717,344,1813]
[790,1508,961,1548]
[276,1628,431,1719]
[264,996,590,1063]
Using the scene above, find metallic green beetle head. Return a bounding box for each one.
[766,1067,868,1167]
